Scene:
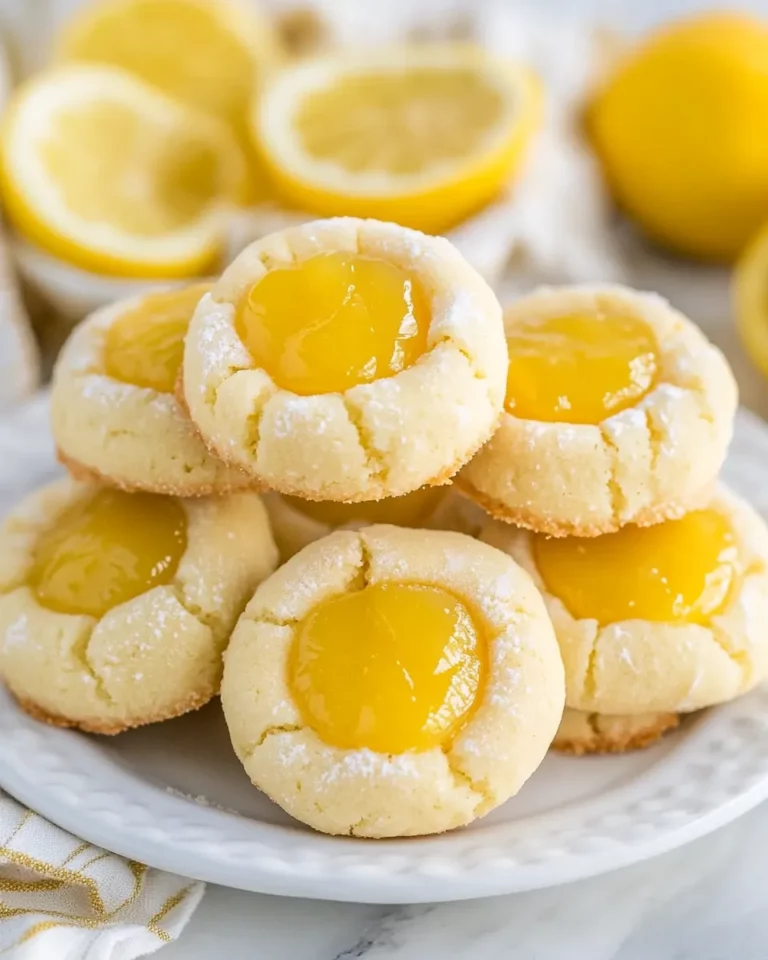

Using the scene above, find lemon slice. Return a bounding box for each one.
[57,0,281,134]
[735,221,768,377]
[252,46,541,234]
[0,65,247,278]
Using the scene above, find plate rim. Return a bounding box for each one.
[2,683,768,903]
[2,405,768,903]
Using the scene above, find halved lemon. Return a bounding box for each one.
[0,65,247,278]
[251,46,541,234]
[57,0,282,134]
[735,221,768,377]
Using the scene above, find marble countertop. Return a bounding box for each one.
[160,807,767,959]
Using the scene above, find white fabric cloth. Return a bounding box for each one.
[0,790,204,959]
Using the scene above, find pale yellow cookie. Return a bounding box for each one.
[0,478,278,733]
[482,484,768,716]
[221,525,564,838]
[51,284,250,496]
[182,217,507,502]
[552,709,680,755]
[459,284,737,536]
[264,486,486,562]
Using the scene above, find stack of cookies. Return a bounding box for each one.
[1,216,767,841]
[469,285,768,755]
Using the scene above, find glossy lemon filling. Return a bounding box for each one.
[533,509,739,626]
[283,486,445,528]
[288,582,487,753]
[29,488,188,618]
[235,252,430,396]
[505,311,659,424]
[104,284,208,393]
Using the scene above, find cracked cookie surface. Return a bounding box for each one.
[0,477,278,733]
[51,284,251,497]
[182,217,508,502]
[458,284,737,536]
[221,525,564,837]
[482,484,768,715]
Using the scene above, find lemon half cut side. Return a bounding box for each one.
[252,46,542,234]
[0,65,247,278]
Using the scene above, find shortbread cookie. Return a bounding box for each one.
[221,525,564,838]
[183,217,507,501]
[0,478,278,733]
[459,285,737,536]
[264,486,486,561]
[51,284,250,496]
[552,709,679,755]
[482,484,768,715]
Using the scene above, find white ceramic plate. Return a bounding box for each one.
[2,405,768,904]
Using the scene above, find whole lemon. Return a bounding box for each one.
[589,14,768,262]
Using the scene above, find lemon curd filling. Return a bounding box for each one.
[288,582,487,754]
[29,488,188,619]
[235,252,431,396]
[533,509,739,626]
[104,284,209,393]
[283,487,446,528]
[505,311,659,424]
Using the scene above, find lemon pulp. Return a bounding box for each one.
[296,68,504,178]
[104,284,208,393]
[40,100,221,236]
[533,509,738,626]
[29,488,187,618]
[505,312,659,424]
[235,252,430,396]
[288,582,487,753]
[284,487,445,528]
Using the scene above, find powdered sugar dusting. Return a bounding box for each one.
[3,613,28,650]
[195,299,250,386]
[79,375,137,407]
[318,748,421,785]
[271,395,328,439]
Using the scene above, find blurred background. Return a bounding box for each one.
[1,0,768,423]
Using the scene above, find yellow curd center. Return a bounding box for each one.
[235,252,430,396]
[283,487,445,528]
[29,488,188,619]
[288,582,487,754]
[533,509,739,626]
[505,311,659,424]
[104,284,209,393]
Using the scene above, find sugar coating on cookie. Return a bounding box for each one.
[221,525,564,838]
[459,284,737,536]
[264,486,487,562]
[482,484,768,715]
[51,284,251,496]
[183,217,508,502]
[552,709,679,755]
[0,478,278,733]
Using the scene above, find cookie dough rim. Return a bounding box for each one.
[50,286,251,498]
[182,216,507,501]
[481,484,768,715]
[221,524,565,837]
[459,283,738,536]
